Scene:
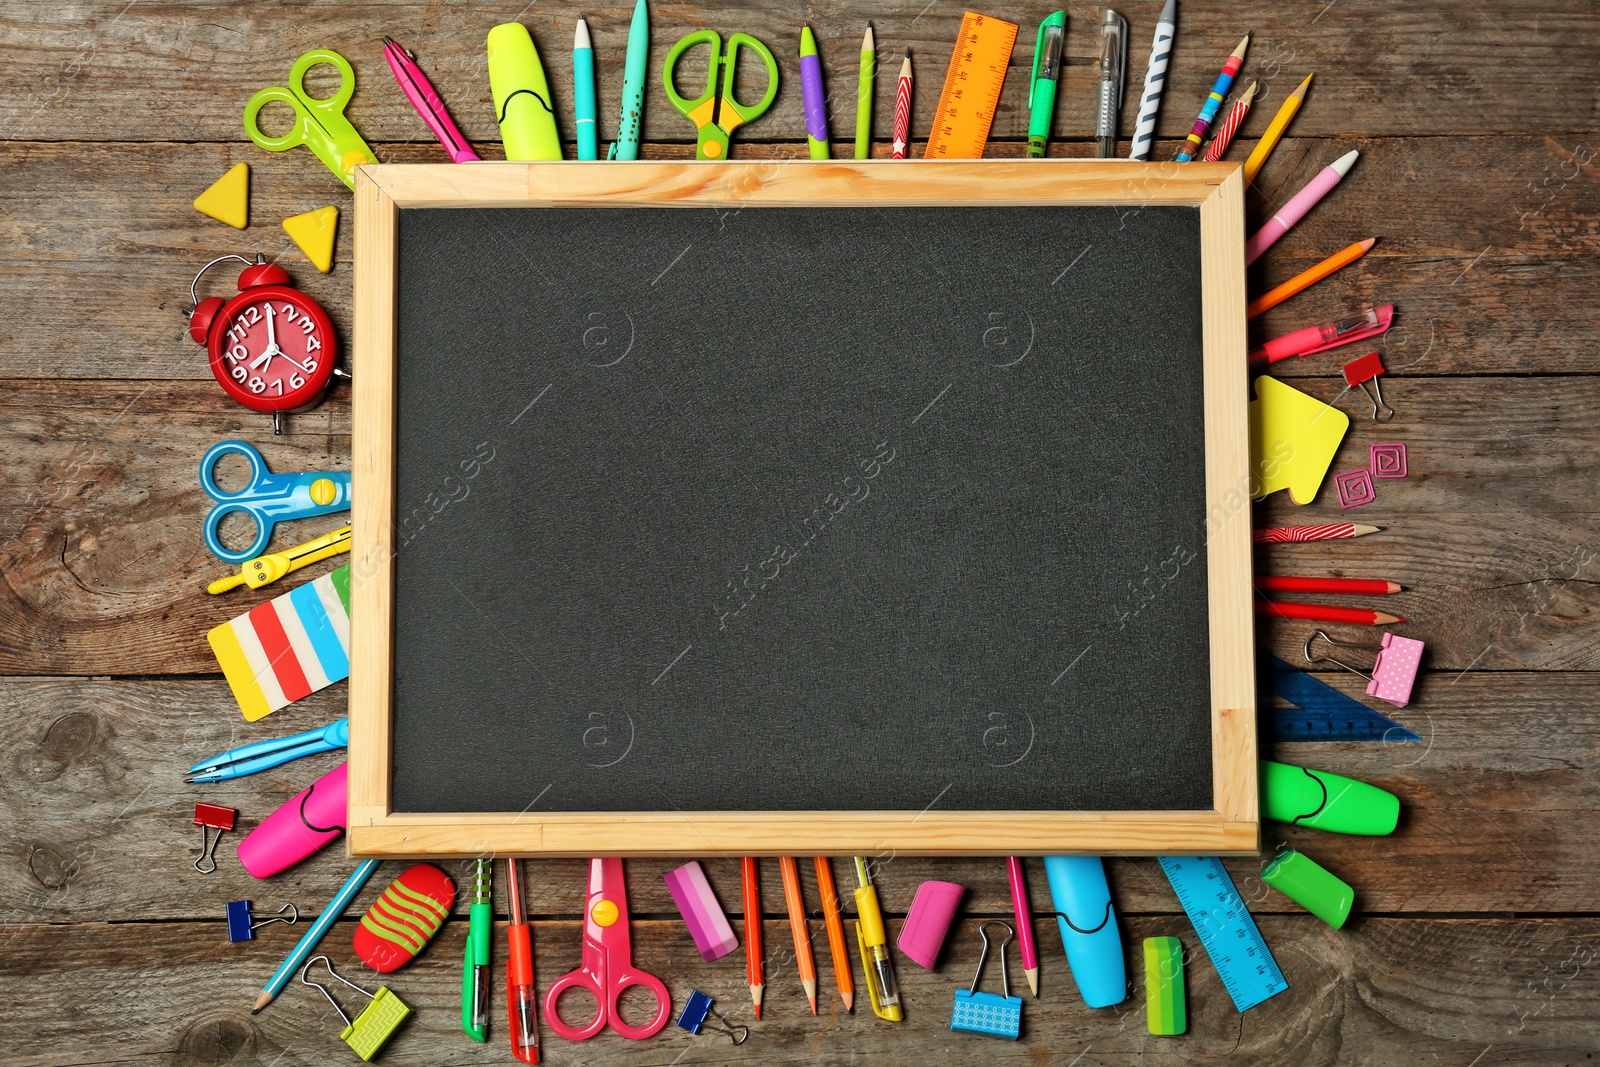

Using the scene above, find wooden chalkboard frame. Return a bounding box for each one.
[348,161,1257,858]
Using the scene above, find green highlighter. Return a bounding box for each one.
[1262,848,1355,929]
[488,23,563,160]
[461,859,492,1042]
[1260,759,1400,835]
[1143,936,1185,1035]
[1026,11,1066,157]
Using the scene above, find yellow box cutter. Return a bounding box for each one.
[207,525,351,594]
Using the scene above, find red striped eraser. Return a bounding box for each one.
[353,863,456,973]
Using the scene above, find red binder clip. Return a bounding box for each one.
[192,802,236,874]
[1341,352,1394,422]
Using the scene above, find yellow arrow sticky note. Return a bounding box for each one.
[193,162,249,229]
[282,206,339,273]
[1249,375,1349,505]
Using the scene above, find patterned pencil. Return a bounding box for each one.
[891,54,912,158]
[1128,0,1176,161]
[1175,33,1249,161]
[1254,523,1380,543]
[1201,80,1257,162]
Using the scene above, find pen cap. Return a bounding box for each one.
[898,880,965,970]
[1042,856,1126,1008]
[1261,848,1354,929]
[237,761,347,877]
[1259,759,1400,836]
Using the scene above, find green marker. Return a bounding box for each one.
[461,859,492,1041]
[1260,759,1400,835]
[1261,848,1354,929]
[1026,11,1066,158]
[488,23,563,161]
[854,24,875,159]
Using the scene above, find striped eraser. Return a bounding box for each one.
[207,566,351,721]
[1144,935,1186,1036]
[663,861,738,962]
[353,863,456,973]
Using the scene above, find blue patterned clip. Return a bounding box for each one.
[950,921,1022,1040]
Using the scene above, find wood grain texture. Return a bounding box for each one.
[0,1,1595,143]
[3,672,1595,921]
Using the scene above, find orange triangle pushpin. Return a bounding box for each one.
[193,162,249,229]
[282,206,338,273]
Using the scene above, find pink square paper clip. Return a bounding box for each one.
[1335,468,1376,508]
[1371,443,1407,478]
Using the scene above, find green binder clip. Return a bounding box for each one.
[301,955,413,1061]
[1260,759,1400,835]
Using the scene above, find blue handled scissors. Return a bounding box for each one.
[664,30,779,160]
[243,49,379,190]
[187,718,349,783]
[200,440,351,564]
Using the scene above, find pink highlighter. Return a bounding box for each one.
[1249,305,1393,368]
[238,761,347,878]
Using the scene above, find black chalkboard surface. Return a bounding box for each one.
[387,202,1212,817]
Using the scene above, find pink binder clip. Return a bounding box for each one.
[1304,629,1425,708]
[1341,351,1394,422]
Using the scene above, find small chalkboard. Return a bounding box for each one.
[348,162,1257,857]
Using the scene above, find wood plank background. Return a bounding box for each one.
[2,1,1598,1064]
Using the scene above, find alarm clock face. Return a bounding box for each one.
[208,285,336,413]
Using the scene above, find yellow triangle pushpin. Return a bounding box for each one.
[282,206,339,273]
[193,163,249,229]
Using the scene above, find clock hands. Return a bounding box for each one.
[245,304,313,375]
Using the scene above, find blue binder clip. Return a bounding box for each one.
[676,990,749,1044]
[950,920,1022,1040]
[225,899,298,942]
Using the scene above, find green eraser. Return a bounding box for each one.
[1260,759,1400,836]
[1261,848,1354,929]
[1143,936,1186,1035]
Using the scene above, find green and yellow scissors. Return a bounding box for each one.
[664,31,779,160]
[244,50,378,190]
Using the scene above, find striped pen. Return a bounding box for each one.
[1128,0,1175,161]
[1201,80,1256,161]
[891,53,912,158]
[1175,33,1249,161]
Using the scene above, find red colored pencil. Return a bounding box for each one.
[891,55,912,159]
[742,857,764,1019]
[1255,600,1403,626]
[1254,523,1380,543]
[1255,576,1400,595]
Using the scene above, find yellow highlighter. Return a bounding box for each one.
[488,23,563,160]
[207,525,351,594]
[852,856,903,1021]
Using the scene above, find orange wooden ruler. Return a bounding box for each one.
[924,11,1019,158]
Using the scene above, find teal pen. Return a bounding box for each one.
[253,859,380,1013]
[573,19,598,160]
[608,0,649,160]
[462,859,492,1041]
[1027,11,1066,157]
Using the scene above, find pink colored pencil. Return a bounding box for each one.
[1245,149,1359,265]
[1006,857,1039,997]
[1202,81,1258,162]
[891,54,912,159]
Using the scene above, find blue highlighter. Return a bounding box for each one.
[1042,856,1126,1007]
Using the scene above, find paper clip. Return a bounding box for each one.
[676,991,750,1044]
[1341,352,1394,422]
[951,920,1023,1040]
[226,900,299,942]
[1304,629,1425,708]
[192,802,237,874]
[300,955,413,1062]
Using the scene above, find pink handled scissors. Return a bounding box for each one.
[543,858,671,1041]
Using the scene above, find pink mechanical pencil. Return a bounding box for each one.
[383,37,480,163]
[1007,856,1040,997]
[1245,149,1359,265]
[1249,304,1394,367]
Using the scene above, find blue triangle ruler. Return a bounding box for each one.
[1265,656,1419,742]
[1159,856,1288,1012]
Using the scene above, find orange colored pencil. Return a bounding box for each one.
[813,858,855,1013]
[778,857,817,1013]
[1247,238,1375,319]
[742,858,764,1019]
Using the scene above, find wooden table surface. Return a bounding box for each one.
[3,2,1598,1064]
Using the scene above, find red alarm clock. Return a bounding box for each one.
[186,253,340,434]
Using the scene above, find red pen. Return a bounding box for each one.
[382,37,480,163]
[1249,305,1393,367]
[1006,857,1039,997]
[506,859,539,1064]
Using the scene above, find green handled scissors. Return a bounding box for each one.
[664,31,779,160]
[243,50,378,190]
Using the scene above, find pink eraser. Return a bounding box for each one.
[664,861,738,962]
[898,880,965,970]
[237,761,347,878]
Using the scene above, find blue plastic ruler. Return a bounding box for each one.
[1266,656,1419,742]
[1158,856,1288,1012]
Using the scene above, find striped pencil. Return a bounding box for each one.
[1254,523,1380,543]
[1128,0,1175,161]
[891,54,912,158]
[1176,33,1249,161]
[1201,80,1257,162]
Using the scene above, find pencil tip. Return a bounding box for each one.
[843,990,855,1012]
[1360,237,1376,249]
[1387,582,1402,593]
